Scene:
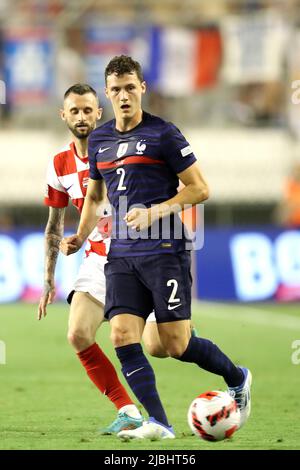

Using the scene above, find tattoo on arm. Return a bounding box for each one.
[44,207,65,286]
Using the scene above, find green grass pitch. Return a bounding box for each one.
[0,301,300,450]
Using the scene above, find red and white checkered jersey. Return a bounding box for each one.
[44,141,110,257]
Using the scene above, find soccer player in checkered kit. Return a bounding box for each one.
[39,84,147,434]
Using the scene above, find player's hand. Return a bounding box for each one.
[124,208,153,231]
[59,235,83,256]
[38,281,56,320]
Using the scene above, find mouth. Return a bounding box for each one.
[120,104,130,111]
[76,124,89,130]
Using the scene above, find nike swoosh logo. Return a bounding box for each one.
[168,303,182,310]
[65,185,73,192]
[98,147,110,153]
[126,367,144,377]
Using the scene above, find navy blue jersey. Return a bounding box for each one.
[88,111,197,258]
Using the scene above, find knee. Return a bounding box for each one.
[166,345,186,359]
[144,341,169,358]
[161,337,188,359]
[110,325,133,348]
[67,327,94,351]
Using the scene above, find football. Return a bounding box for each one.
[187,390,240,441]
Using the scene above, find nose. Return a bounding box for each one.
[77,110,86,122]
[120,89,129,101]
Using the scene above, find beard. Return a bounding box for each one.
[68,122,94,139]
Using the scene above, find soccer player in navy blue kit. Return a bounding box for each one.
[61,55,252,440]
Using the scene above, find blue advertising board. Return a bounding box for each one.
[196,227,300,301]
[0,231,83,303]
[0,227,299,303]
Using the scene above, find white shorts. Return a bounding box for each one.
[69,252,107,305]
[147,312,156,322]
[68,251,156,323]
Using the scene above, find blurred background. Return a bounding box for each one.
[0,0,300,304]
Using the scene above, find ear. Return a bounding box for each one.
[105,87,109,99]
[60,109,66,121]
[141,81,146,95]
[97,107,103,120]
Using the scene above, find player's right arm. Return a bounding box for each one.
[38,207,65,320]
[60,178,105,256]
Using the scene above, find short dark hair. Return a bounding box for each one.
[64,83,98,101]
[105,55,144,84]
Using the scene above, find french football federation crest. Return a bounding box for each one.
[117,143,128,158]
[136,140,146,155]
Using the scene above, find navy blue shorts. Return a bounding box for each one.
[104,252,192,323]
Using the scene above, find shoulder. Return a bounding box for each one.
[163,121,182,138]
[50,143,76,176]
[144,112,179,136]
[143,111,167,129]
[51,143,71,165]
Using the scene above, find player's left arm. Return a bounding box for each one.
[125,123,209,231]
[158,161,209,214]
[125,162,209,231]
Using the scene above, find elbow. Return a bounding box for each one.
[45,231,63,243]
[202,185,210,202]
[45,226,63,240]
[197,184,209,203]
[87,193,102,205]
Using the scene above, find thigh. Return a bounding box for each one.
[137,252,192,323]
[104,258,153,321]
[69,291,105,337]
[68,252,107,305]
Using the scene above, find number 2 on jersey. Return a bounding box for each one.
[116,168,126,191]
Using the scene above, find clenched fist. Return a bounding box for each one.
[60,234,84,256]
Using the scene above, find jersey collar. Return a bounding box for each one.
[70,141,89,163]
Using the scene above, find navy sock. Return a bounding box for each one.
[179,336,243,387]
[116,343,169,427]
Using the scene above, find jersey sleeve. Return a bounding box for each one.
[44,157,69,208]
[161,123,197,174]
[88,132,103,180]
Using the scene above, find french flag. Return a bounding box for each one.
[157,27,222,96]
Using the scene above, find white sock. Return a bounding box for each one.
[119,404,142,419]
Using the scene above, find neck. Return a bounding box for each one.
[73,137,88,158]
[116,109,143,132]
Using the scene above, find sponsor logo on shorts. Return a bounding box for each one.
[167,303,182,310]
